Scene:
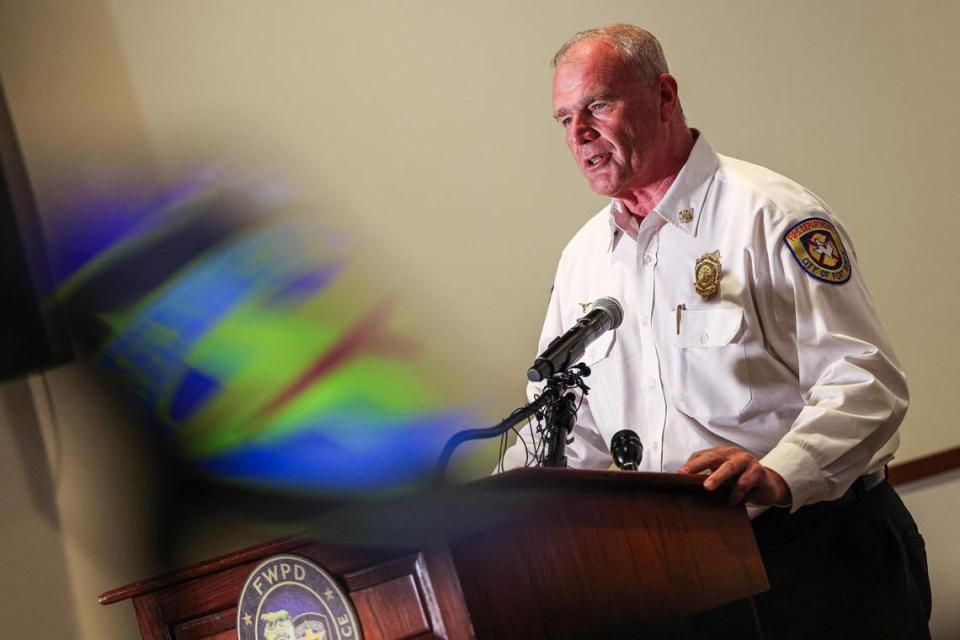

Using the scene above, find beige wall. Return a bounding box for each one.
[0,376,81,635]
[0,366,159,638]
[97,0,960,460]
[3,0,958,456]
[1,0,958,637]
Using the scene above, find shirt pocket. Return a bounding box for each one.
[669,307,751,418]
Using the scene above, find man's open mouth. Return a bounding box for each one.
[585,153,609,169]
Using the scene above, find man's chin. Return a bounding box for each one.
[586,180,621,198]
[581,167,627,197]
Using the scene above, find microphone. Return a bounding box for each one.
[610,430,643,470]
[527,297,623,382]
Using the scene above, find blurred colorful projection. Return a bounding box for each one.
[47,178,474,495]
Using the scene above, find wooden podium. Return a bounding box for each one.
[101,469,768,639]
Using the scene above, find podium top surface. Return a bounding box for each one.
[481,467,707,491]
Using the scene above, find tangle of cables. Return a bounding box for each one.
[496,389,584,472]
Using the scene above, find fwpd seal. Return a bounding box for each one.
[237,554,362,640]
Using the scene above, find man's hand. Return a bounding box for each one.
[677,446,790,506]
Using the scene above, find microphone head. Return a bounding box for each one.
[588,296,624,331]
[610,429,643,470]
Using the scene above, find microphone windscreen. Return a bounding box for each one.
[610,429,643,470]
[588,296,624,330]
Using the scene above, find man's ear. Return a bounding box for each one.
[658,73,680,122]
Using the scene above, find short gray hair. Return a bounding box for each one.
[551,24,669,86]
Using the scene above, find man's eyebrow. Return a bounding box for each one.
[553,93,616,120]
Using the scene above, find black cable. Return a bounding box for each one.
[497,429,507,474]
[438,365,590,479]
[436,392,555,481]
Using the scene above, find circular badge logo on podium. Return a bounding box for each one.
[236,554,362,640]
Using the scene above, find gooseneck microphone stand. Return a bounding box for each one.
[435,364,591,480]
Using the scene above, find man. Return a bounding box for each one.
[501,24,930,638]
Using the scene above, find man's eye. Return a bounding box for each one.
[560,117,572,127]
[590,102,607,112]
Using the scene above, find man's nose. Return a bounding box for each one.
[571,114,598,145]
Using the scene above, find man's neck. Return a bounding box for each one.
[617,128,696,219]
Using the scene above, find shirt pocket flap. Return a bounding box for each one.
[674,308,744,348]
[584,328,615,364]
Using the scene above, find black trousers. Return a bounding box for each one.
[751,480,931,640]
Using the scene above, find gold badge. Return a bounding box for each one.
[694,250,721,300]
[679,208,694,224]
[579,302,591,314]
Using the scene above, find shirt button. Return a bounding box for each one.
[642,254,652,265]
[647,379,657,391]
[652,441,660,451]
[699,332,709,344]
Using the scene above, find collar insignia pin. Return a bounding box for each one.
[579,302,591,314]
[694,250,721,300]
[679,208,694,224]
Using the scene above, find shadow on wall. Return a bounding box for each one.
[0,376,80,633]
[2,377,59,524]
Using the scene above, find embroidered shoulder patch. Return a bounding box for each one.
[784,217,851,284]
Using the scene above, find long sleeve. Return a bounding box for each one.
[758,212,908,510]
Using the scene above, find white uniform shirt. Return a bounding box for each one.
[502,133,908,511]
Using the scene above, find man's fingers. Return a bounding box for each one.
[676,446,782,506]
[702,457,748,490]
[678,450,726,474]
[686,448,712,461]
[728,464,765,505]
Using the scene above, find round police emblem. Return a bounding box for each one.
[237,554,362,640]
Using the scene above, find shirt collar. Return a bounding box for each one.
[606,131,720,245]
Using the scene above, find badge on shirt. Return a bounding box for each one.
[784,217,851,284]
[694,250,721,300]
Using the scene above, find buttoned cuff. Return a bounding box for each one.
[760,441,822,513]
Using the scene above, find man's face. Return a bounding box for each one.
[552,39,666,197]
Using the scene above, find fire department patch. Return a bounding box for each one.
[784,217,851,284]
[237,554,362,640]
